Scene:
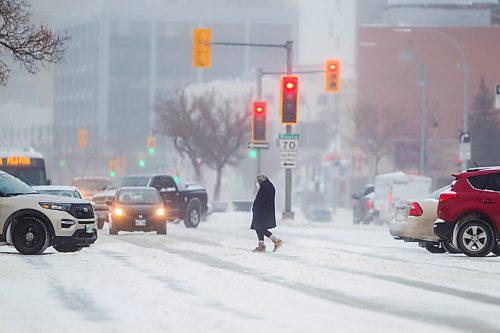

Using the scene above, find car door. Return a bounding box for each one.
[478,173,500,232]
[157,176,182,218]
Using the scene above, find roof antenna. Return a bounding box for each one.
[474,161,479,167]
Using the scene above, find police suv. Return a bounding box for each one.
[0,171,97,254]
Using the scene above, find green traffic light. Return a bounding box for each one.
[174,176,180,183]
[249,149,257,159]
[148,147,155,154]
[110,170,116,178]
[139,160,146,167]
[59,159,65,167]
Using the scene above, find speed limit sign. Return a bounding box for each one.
[279,139,298,152]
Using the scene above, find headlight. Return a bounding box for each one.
[156,208,165,217]
[39,202,72,212]
[114,208,124,216]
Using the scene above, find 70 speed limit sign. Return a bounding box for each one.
[279,139,298,151]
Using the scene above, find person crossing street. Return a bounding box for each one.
[251,175,283,252]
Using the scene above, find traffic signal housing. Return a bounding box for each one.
[77,128,88,148]
[193,28,211,68]
[147,136,156,155]
[252,101,267,142]
[280,75,299,125]
[325,59,341,92]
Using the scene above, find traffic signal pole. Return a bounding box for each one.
[284,41,294,220]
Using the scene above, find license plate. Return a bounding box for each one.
[135,219,147,226]
[85,224,94,233]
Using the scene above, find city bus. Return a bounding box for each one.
[0,148,48,185]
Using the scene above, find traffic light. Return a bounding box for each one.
[280,75,299,125]
[77,128,88,148]
[59,159,65,168]
[147,136,156,155]
[325,59,341,92]
[249,149,257,159]
[193,28,211,68]
[108,160,116,178]
[252,101,267,142]
[138,153,146,168]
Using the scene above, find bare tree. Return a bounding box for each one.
[155,88,251,200]
[0,0,68,85]
[154,89,206,182]
[353,103,414,177]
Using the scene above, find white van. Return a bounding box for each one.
[373,172,432,224]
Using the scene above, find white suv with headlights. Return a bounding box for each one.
[0,171,97,254]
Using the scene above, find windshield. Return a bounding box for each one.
[0,166,46,186]
[111,176,150,188]
[116,189,161,205]
[73,179,111,191]
[36,189,82,199]
[427,184,452,199]
[0,173,37,196]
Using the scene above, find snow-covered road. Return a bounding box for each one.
[1,210,500,333]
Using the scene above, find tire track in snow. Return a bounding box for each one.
[114,235,500,333]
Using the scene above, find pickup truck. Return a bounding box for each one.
[92,174,208,229]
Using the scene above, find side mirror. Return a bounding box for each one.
[105,200,113,206]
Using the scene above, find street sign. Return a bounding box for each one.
[459,132,470,143]
[280,151,297,160]
[248,142,269,149]
[459,142,471,161]
[278,133,299,140]
[496,84,500,109]
[280,160,296,169]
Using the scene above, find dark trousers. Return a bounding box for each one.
[256,229,272,241]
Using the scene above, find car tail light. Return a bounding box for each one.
[439,191,458,203]
[409,202,423,217]
[156,208,165,217]
[388,193,393,204]
[365,200,373,210]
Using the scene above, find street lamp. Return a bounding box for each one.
[395,28,469,170]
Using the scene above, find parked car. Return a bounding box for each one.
[72,176,111,201]
[33,185,83,199]
[305,205,332,222]
[374,172,432,225]
[107,187,166,235]
[352,184,375,224]
[434,167,500,257]
[0,171,97,254]
[390,184,460,253]
[92,174,208,229]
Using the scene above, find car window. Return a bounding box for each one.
[0,173,37,196]
[468,175,490,190]
[362,185,375,196]
[116,189,161,205]
[484,174,500,192]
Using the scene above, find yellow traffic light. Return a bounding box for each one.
[77,128,88,148]
[193,28,211,68]
[325,59,341,92]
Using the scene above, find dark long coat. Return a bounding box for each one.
[251,179,277,230]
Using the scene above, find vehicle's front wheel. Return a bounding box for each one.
[11,217,50,255]
[423,241,446,254]
[53,244,82,253]
[442,240,461,253]
[156,222,167,235]
[109,219,118,235]
[184,198,201,228]
[457,219,495,257]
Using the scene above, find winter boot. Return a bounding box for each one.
[252,244,266,252]
[273,239,283,252]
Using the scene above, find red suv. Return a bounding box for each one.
[434,167,500,257]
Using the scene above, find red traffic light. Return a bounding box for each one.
[252,101,267,142]
[255,106,264,113]
[280,75,299,125]
[325,59,341,92]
